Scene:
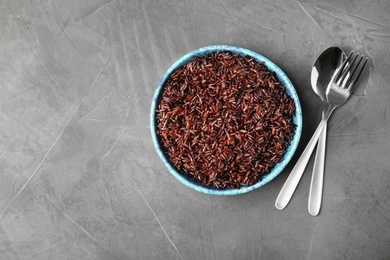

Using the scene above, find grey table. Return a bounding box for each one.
[1,0,389,259]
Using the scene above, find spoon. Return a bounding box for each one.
[308,47,345,216]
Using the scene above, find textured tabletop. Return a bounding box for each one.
[1,0,389,259]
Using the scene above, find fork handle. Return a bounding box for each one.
[275,119,328,210]
[308,121,327,216]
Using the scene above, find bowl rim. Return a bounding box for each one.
[150,45,302,195]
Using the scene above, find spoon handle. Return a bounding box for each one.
[308,121,327,216]
[275,119,327,210]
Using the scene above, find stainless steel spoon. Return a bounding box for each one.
[275,51,366,211]
[309,47,345,216]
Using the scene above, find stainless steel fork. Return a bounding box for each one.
[275,52,368,211]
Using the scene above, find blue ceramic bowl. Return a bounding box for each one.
[150,45,302,195]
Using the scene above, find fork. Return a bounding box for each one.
[275,52,368,211]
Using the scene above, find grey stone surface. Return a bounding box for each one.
[0,0,389,259]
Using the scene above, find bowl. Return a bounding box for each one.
[150,45,302,195]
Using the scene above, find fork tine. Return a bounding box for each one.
[334,52,353,84]
[338,53,359,87]
[341,54,363,88]
[347,57,368,91]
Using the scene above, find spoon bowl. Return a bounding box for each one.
[311,47,345,102]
